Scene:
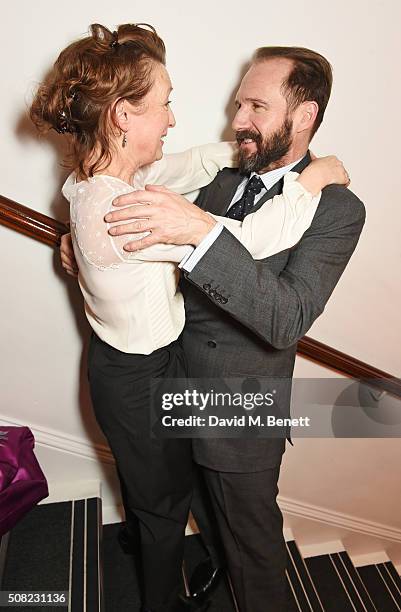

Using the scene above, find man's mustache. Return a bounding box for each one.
[236,130,262,146]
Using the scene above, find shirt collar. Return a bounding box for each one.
[250,157,304,192]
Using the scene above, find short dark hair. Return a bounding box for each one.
[253,46,333,137]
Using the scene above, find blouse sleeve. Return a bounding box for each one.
[70,176,192,269]
[133,142,238,193]
[210,172,322,259]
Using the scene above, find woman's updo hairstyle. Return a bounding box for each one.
[30,23,166,178]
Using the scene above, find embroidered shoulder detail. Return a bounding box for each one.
[68,176,136,269]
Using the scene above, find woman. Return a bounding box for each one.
[30,22,348,612]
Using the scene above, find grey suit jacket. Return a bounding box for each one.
[180,152,366,472]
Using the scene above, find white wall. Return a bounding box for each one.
[1,0,400,554]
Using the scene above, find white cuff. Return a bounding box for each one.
[179,223,224,272]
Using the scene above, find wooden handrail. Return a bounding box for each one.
[297,337,401,398]
[1,193,400,399]
[0,194,68,246]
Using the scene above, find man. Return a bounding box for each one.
[62,47,365,611]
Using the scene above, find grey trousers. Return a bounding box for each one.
[202,465,287,612]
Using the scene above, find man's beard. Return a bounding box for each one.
[236,117,293,175]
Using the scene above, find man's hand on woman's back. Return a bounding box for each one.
[60,233,78,277]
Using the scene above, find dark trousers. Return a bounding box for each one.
[88,333,194,611]
[201,466,287,612]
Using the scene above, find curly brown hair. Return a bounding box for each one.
[30,23,166,178]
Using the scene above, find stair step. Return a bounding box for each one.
[1,498,103,612]
[336,552,378,611]
[4,502,400,612]
[286,540,324,611]
[0,532,10,588]
[358,563,401,611]
[306,552,367,611]
[383,562,401,596]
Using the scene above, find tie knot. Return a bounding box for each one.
[245,175,264,196]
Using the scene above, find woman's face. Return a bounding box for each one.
[125,63,176,168]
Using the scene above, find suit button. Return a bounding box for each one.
[203,283,211,291]
[207,340,217,348]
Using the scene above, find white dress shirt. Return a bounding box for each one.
[180,158,303,272]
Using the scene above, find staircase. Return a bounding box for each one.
[1,499,400,611]
[0,498,103,612]
[287,544,401,611]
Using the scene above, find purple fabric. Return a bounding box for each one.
[0,426,48,536]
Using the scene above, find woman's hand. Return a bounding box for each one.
[298,155,350,195]
[60,232,78,277]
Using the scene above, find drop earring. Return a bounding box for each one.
[122,132,127,148]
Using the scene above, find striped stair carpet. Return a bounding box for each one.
[102,531,401,611]
[1,503,401,612]
[286,540,325,611]
[304,550,401,612]
[0,498,102,612]
[358,562,401,611]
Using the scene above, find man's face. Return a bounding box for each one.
[232,59,295,174]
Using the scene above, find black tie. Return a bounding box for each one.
[225,175,264,220]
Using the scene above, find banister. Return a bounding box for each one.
[297,336,401,398]
[0,194,68,246]
[1,193,400,399]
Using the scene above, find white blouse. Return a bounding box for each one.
[62,142,321,354]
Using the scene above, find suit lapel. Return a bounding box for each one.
[251,151,312,214]
[203,169,245,216]
[202,151,312,217]
[252,177,285,212]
